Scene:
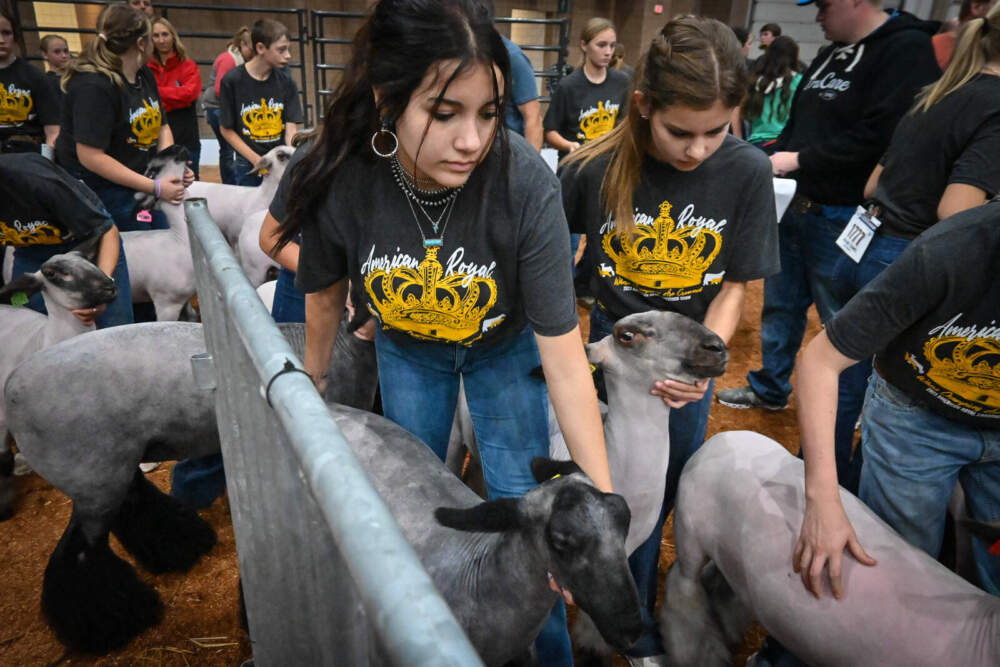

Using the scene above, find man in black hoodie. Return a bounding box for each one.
[717,0,940,493]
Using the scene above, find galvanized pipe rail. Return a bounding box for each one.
[184,198,484,667]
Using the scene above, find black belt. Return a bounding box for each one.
[791,193,825,215]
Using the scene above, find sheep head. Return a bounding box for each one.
[435,457,643,653]
[587,310,728,387]
[0,252,117,311]
[133,145,190,211]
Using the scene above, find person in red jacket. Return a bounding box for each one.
[148,16,202,177]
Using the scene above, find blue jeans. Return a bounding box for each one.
[171,454,225,509]
[374,325,572,665]
[271,267,305,323]
[11,238,134,328]
[87,179,169,233]
[233,154,263,187]
[860,371,1000,596]
[205,108,237,185]
[590,304,714,657]
[186,142,201,182]
[747,204,868,493]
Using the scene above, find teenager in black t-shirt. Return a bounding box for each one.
[0,8,60,153]
[55,4,192,233]
[794,201,1000,600]
[219,19,302,187]
[863,7,1000,243]
[269,4,615,662]
[1,154,133,327]
[543,17,630,157]
[560,17,778,660]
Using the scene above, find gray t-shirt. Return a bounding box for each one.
[561,135,780,322]
[270,131,578,347]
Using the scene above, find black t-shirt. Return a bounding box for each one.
[775,12,940,205]
[55,68,167,184]
[0,153,112,246]
[826,201,1000,428]
[0,57,60,140]
[875,74,1000,240]
[560,135,780,323]
[270,132,578,347]
[45,70,66,114]
[219,65,303,157]
[543,68,630,155]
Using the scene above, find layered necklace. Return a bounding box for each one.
[390,155,463,248]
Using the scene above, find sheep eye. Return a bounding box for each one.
[616,330,634,343]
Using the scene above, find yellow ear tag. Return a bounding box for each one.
[257,167,269,176]
[551,474,561,481]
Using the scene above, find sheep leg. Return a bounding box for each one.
[110,468,217,573]
[42,508,164,653]
[660,526,730,667]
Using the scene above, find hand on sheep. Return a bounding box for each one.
[793,497,876,600]
[161,178,186,205]
[71,304,107,325]
[650,377,709,409]
[183,166,195,187]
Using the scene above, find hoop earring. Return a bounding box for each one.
[371,120,398,159]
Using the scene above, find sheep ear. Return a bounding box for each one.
[585,337,611,369]
[435,498,521,533]
[69,234,102,262]
[134,188,157,212]
[959,519,1000,550]
[251,156,273,175]
[0,272,45,303]
[531,458,582,483]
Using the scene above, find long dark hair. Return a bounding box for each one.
[742,35,799,122]
[278,0,509,250]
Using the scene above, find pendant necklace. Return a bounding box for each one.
[390,156,462,236]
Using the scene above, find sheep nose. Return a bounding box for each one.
[701,340,726,355]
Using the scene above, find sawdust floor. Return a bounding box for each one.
[1,164,821,665]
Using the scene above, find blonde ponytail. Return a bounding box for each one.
[914,4,1000,113]
[63,3,150,90]
[562,15,747,237]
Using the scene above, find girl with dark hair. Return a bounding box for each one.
[742,35,801,153]
[55,3,193,232]
[149,16,202,178]
[560,15,780,661]
[269,2,612,662]
[0,6,60,154]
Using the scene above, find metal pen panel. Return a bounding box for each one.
[184,199,483,667]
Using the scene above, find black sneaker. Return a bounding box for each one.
[716,385,787,410]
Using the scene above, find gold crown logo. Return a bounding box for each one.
[0,221,63,245]
[602,201,721,292]
[0,83,33,123]
[923,336,1000,408]
[578,101,616,141]
[130,100,161,148]
[365,245,500,344]
[242,98,283,140]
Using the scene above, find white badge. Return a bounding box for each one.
[836,205,881,263]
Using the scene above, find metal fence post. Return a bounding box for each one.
[184,199,484,667]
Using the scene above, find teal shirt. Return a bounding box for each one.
[747,74,802,144]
